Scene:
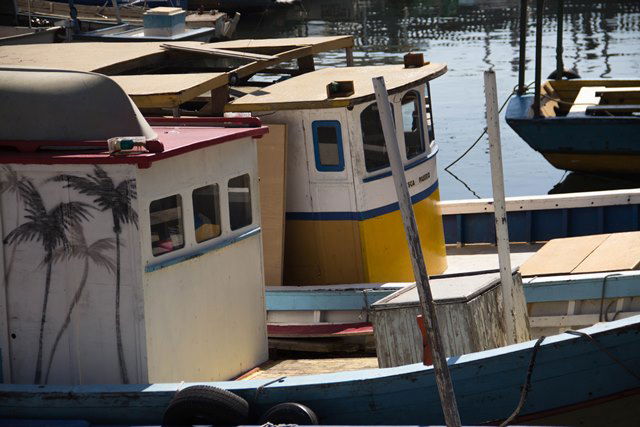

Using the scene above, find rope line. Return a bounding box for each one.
[499,336,546,427]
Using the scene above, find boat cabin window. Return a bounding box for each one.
[361,103,390,172]
[425,82,435,142]
[192,184,221,243]
[402,91,425,159]
[312,120,344,171]
[228,174,252,230]
[150,195,185,256]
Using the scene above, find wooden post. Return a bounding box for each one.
[517,0,527,95]
[372,76,461,427]
[533,0,544,117]
[555,0,564,80]
[484,70,518,345]
[346,47,354,67]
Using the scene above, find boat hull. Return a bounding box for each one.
[506,95,640,174]
[2,317,639,425]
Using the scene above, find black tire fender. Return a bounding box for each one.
[259,402,319,425]
[162,385,249,426]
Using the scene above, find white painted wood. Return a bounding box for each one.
[484,70,523,345]
[530,311,640,328]
[373,76,461,427]
[439,188,640,215]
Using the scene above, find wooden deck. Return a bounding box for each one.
[238,356,378,380]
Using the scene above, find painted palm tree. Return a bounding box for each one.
[44,225,115,383]
[0,165,22,286]
[3,178,92,384]
[51,166,138,384]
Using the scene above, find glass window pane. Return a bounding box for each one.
[192,184,221,243]
[361,103,390,172]
[425,82,435,142]
[150,195,184,256]
[402,91,425,159]
[228,174,252,230]
[313,121,343,171]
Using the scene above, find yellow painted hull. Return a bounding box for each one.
[544,153,640,174]
[283,189,447,285]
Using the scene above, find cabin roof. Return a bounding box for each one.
[0,123,268,169]
[225,63,448,112]
[0,67,157,142]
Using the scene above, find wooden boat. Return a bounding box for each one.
[0,37,448,287]
[0,25,62,45]
[505,0,640,174]
[2,316,639,425]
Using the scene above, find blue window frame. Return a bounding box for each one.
[312,120,345,172]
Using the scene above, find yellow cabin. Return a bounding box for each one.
[227,63,449,284]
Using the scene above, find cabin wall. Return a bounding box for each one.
[137,136,268,382]
[348,96,447,282]
[0,164,144,385]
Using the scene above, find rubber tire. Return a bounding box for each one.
[162,385,249,426]
[259,402,319,425]
[547,68,581,80]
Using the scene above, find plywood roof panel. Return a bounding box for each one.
[111,73,228,108]
[209,36,354,52]
[226,63,447,111]
[573,231,640,274]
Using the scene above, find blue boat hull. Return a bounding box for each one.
[506,95,640,174]
[2,317,640,425]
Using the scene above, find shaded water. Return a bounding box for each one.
[236,0,640,200]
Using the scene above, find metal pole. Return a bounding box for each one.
[517,0,528,95]
[484,70,518,345]
[533,0,544,117]
[372,76,462,427]
[555,0,564,80]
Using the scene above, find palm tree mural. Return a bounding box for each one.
[3,178,92,384]
[1,165,22,286]
[51,166,138,384]
[44,225,115,383]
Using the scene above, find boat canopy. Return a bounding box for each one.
[0,67,157,142]
[226,63,447,112]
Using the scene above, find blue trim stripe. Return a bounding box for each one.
[286,180,439,221]
[145,227,261,273]
[362,145,438,183]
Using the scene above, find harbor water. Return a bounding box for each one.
[236,0,640,200]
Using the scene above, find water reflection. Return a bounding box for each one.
[236,1,640,199]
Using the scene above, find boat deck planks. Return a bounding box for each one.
[111,73,228,108]
[226,64,447,112]
[239,356,378,380]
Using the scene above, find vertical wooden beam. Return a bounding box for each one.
[555,0,564,80]
[210,85,229,117]
[0,202,12,383]
[345,47,354,67]
[517,0,528,95]
[484,70,518,345]
[297,55,315,73]
[533,0,544,117]
[372,76,461,427]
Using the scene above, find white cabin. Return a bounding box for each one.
[0,68,268,385]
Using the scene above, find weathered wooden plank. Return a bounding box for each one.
[519,234,610,277]
[160,44,278,61]
[573,231,640,274]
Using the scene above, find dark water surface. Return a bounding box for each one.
[235,0,640,200]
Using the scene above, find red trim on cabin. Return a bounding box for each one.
[267,322,373,338]
[0,118,268,169]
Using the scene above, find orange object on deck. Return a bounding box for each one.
[416,315,433,365]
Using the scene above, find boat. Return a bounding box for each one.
[0,25,63,45]
[14,0,239,41]
[2,316,639,425]
[505,0,640,174]
[0,36,448,287]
